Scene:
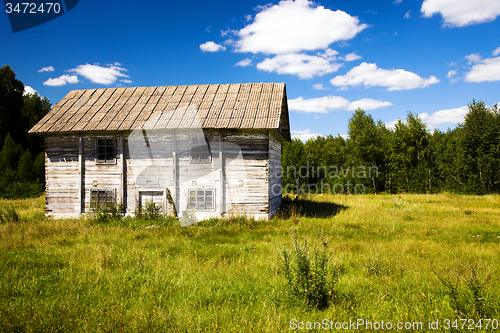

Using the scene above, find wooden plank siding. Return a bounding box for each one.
[268,131,282,217]
[44,130,275,220]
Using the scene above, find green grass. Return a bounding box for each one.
[0,193,499,332]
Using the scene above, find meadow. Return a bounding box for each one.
[0,193,499,332]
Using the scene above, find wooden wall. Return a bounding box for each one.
[44,129,283,220]
[45,136,80,218]
[268,131,282,217]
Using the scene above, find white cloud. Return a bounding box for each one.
[291,129,323,141]
[43,74,79,87]
[404,11,411,19]
[236,0,367,54]
[464,56,500,82]
[69,64,128,85]
[342,52,362,61]
[257,52,341,79]
[347,98,393,111]
[385,120,399,130]
[330,62,440,91]
[23,86,37,95]
[386,106,469,130]
[447,70,457,78]
[394,0,403,3]
[465,53,482,64]
[447,69,459,83]
[419,106,469,127]
[493,47,500,56]
[37,66,54,73]
[312,83,328,90]
[421,0,500,27]
[235,58,253,67]
[120,79,132,83]
[199,41,226,52]
[288,95,392,113]
[221,29,237,37]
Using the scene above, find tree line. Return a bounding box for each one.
[282,102,500,195]
[0,65,50,198]
[1,64,498,198]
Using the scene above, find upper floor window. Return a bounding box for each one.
[96,138,115,164]
[190,136,211,163]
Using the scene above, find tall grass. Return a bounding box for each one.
[0,193,499,332]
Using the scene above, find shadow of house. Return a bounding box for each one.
[275,196,347,219]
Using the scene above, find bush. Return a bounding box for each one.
[135,201,162,220]
[433,260,493,319]
[278,233,335,309]
[0,204,20,223]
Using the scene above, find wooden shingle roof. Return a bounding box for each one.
[29,82,291,141]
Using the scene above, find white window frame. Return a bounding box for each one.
[95,137,116,164]
[188,189,215,211]
[189,136,212,163]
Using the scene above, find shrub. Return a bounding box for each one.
[433,260,493,319]
[0,204,20,223]
[278,233,335,309]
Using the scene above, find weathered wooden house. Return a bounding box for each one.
[29,83,290,221]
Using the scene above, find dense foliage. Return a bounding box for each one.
[282,103,500,195]
[0,65,50,198]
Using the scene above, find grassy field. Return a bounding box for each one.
[0,193,499,332]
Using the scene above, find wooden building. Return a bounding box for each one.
[29,83,291,221]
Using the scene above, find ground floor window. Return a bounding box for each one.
[188,189,214,210]
[90,189,115,210]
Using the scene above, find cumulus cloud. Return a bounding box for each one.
[236,0,367,54]
[235,58,253,67]
[419,106,469,127]
[386,106,469,130]
[447,69,459,83]
[23,86,37,95]
[199,41,226,52]
[37,66,54,73]
[330,62,440,91]
[404,11,411,19]
[465,53,482,64]
[421,0,500,27]
[43,74,79,87]
[257,52,341,79]
[288,95,392,113]
[291,129,323,141]
[342,52,362,61]
[464,56,500,82]
[69,64,128,85]
[312,83,328,90]
[493,47,500,56]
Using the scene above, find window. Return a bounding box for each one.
[139,191,164,211]
[90,189,115,210]
[96,138,115,163]
[188,189,214,211]
[190,136,211,163]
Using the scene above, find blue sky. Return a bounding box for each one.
[2,0,500,140]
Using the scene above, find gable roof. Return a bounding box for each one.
[29,82,291,141]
